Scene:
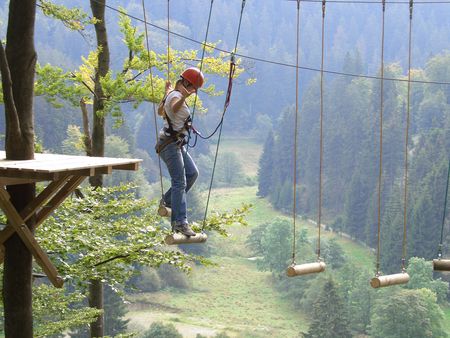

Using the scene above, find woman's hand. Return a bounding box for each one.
[179,83,196,98]
[165,81,173,94]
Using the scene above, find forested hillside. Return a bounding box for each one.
[258,42,450,274]
[2,0,449,152]
[1,0,450,336]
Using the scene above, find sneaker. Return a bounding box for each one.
[173,223,196,237]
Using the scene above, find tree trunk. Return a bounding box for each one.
[88,1,110,336]
[89,279,104,337]
[89,0,110,188]
[1,0,37,337]
[3,185,36,338]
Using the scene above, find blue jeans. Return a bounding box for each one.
[159,142,199,226]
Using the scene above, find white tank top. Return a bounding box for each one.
[162,90,190,134]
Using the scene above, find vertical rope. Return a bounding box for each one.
[438,158,450,258]
[201,0,246,232]
[142,0,164,198]
[317,0,326,261]
[402,0,414,270]
[376,0,386,276]
[187,0,215,152]
[291,0,301,265]
[167,0,170,79]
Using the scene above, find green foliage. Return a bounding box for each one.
[38,0,97,31]
[257,131,275,197]
[406,257,449,304]
[37,184,198,289]
[156,264,191,290]
[321,238,346,269]
[61,125,85,155]
[216,152,247,187]
[141,322,182,338]
[132,267,162,293]
[370,288,447,338]
[35,63,86,107]
[104,285,130,336]
[211,333,231,338]
[337,263,374,334]
[193,204,251,238]
[249,218,293,275]
[34,7,251,141]
[31,183,249,335]
[305,278,352,338]
[257,51,450,260]
[32,284,102,338]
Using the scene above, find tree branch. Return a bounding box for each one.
[121,49,133,75]
[125,70,145,84]
[70,72,96,98]
[0,41,22,142]
[93,253,130,267]
[80,98,93,156]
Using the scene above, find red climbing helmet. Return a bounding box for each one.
[180,67,204,90]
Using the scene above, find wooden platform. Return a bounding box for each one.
[0,151,140,183]
[0,151,142,287]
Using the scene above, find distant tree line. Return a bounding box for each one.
[258,52,450,274]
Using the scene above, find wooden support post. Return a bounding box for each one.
[0,175,86,247]
[433,259,450,271]
[0,188,64,287]
[20,176,70,223]
[370,272,410,288]
[34,175,86,228]
[286,261,326,277]
[165,232,208,245]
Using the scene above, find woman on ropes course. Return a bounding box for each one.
[155,67,205,237]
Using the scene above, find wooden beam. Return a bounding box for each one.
[0,170,56,181]
[0,188,64,288]
[94,166,112,175]
[0,175,86,265]
[0,226,14,245]
[53,168,95,179]
[0,177,42,185]
[112,162,140,171]
[21,176,71,223]
[0,176,72,246]
[35,175,86,229]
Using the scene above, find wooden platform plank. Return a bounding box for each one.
[0,152,141,176]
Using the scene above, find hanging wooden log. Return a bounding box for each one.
[158,205,171,217]
[433,259,450,271]
[286,261,326,277]
[165,232,207,245]
[370,272,410,288]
